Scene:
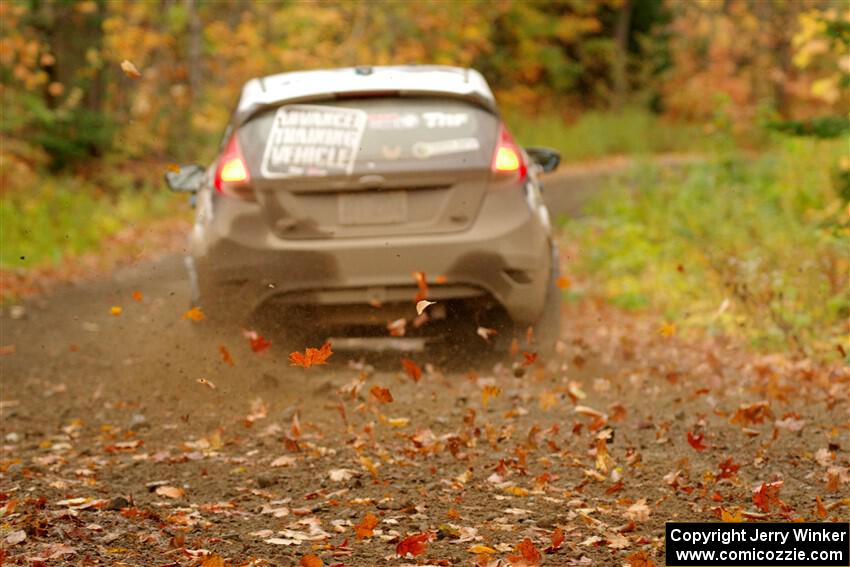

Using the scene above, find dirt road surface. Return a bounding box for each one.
[2,166,848,566]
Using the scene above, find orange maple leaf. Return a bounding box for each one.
[289,342,332,367]
[182,306,204,321]
[625,550,656,567]
[752,480,784,513]
[355,512,379,539]
[131,290,143,302]
[370,385,394,404]
[717,458,740,479]
[686,431,707,451]
[544,527,564,553]
[815,495,827,519]
[508,538,542,566]
[401,358,422,383]
[521,351,538,367]
[413,271,429,302]
[396,532,430,558]
[299,554,323,567]
[219,344,235,366]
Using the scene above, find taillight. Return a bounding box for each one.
[214,135,250,195]
[492,124,527,180]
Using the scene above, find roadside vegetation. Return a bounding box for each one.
[562,135,850,361]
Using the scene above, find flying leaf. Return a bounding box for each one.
[416,300,435,315]
[120,59,141,78]
[197,378,216,390]
[182,306,204,321]
[219,344,235,366]
[659,322,676,337]
[355,512,379,539]
[522,351,538,367]
[370,385,393,404]
[387,318,407,337]
[476,326,498,341]
[131,290,143,302]
[401,358,422,383]
[481,385,502,408]
[687,431,707,451]
[289,342,333,367]
[396,532,430,558]
[557,276,571,289]
[110,306,122,316]
[246,331,271,353]
[299,555,323,567]
[413,271,429,301]
[815,496,827,519]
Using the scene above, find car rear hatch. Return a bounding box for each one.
[234,96,499,239]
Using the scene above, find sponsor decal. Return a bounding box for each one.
[261,105,367,178]
[411,137,480,159]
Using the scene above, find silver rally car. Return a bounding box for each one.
[167,65,562,351]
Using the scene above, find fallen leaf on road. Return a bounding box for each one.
[300,554,323,567]
[545,527,565,553]
[396,532,430,557]
[730,401,773,426]
[120,59,141,78]
[5,530,26,545]
[110,306,122,316]
[132,290,143,301]
[155,485,185,499]
[328,469,356,482]
[508,537,542,566]
[625,550,656,567]
[370,385,393,404]
[659,322,676,337]
[271,455,297,467]
[469,544,497,554]
[355,512,379,539]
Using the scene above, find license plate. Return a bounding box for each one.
[338,191,407,225]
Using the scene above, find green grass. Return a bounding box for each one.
[506,107,715,162]
[1,176,183,269]
[562,136,850,360]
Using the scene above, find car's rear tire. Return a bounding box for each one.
[493,244,562,359]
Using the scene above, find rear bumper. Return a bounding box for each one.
[191,189,551,325]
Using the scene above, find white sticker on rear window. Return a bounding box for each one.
[261,105,367,178]
[411,137,480,159]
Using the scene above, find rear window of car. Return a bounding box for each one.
[238,97,498,178]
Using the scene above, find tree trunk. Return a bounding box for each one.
[612,0,633,110]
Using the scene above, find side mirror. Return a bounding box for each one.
[165,164,206,193]
[525,147,561,173]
